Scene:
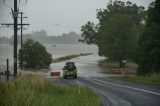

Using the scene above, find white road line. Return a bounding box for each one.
[87,77,160,96]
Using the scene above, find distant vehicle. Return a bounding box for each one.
[63,62,77,79]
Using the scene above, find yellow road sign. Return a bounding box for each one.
[51,72,60,76]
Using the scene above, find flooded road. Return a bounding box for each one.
[48,54,160,106]
[49,54,115,78]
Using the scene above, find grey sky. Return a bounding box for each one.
[0,0,154,36]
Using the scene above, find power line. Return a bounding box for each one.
[1,23,29,26]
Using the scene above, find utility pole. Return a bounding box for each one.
[13,0,18,77]
[1,9,29,77]
[20,12,28,47]
[19,12,28,70]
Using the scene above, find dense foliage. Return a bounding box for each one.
[18,39,52,69]
[80,21,97,44]
[80,1,145,67]
[98,14,136,62]
[136,0,160,75]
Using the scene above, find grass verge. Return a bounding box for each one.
[114,73,160,85]
[99,59,138,69]
[0,74,100,106]
[52,53,93,63]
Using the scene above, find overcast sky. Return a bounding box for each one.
[0,0,154,36]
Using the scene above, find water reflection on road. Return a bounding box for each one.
[49,54,114,78]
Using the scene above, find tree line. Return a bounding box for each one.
[0,30,82,44]
[80,0,160,75]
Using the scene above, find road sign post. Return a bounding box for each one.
[122,59,127,75]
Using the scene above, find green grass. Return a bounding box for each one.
[99,59,138,69]
[52,53,93,63]
[114,73,160,85]
[0,74,100,106]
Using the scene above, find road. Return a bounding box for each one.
[47,54,160,106]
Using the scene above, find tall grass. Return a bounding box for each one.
[115,73,160,85]
[0,74,100,106]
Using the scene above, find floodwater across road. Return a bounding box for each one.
[48,54,160,106]
[49,54,110,77]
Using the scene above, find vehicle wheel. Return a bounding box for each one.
[74,76,77,79]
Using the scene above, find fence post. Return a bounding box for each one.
[6,59,9,81]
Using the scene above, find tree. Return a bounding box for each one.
[136,0,160,75]
[96,1,145,27]
[18,39,52,69]
[80,1,145,67]
[98,14,137,66]
[79,21,97,44]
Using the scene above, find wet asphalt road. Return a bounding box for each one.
[48,54,160,106]
[51,76,160,106]
[78,77,160,106]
